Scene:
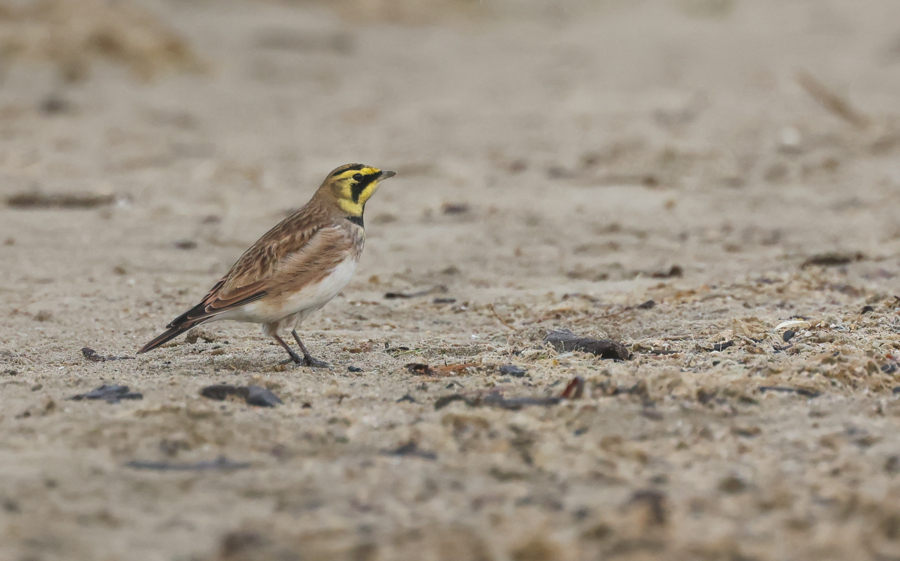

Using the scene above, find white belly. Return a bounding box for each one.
[217,257,359,325]
[279,256,359,319]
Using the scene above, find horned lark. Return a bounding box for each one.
[139,164,395,367]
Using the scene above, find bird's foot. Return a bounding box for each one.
[279,349,304,366]
[302,354,330,369]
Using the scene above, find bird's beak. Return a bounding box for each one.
[378,170,396,180]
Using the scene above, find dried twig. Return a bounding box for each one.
[434,376,585,410]
[488,304,517,331]
[406,363,478,376]
[384,286,446,299]
[796,70,870,128]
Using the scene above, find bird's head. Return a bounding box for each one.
[323,163,395,217]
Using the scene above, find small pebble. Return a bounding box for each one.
[641,408,663,421]
[782,330,795,343]
[200,384,282,407]
[543,329,629,360]
[70,384,143,404]
[441,202,470,215]
[382,441,437,460]
[40,95,69,115]
[347,365,363,372]
[245,385,282,407]
[886,455,900,474]
[718,475,747,494]
[499,365,526,377]
[173,239,197,250]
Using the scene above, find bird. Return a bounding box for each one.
[138,163,395,367]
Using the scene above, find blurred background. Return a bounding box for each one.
[3,0,900,287]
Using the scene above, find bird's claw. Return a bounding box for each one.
[303,356,330,369]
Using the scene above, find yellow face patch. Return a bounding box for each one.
[328,165,393,216]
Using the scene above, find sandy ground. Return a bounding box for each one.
[4,0,900,559]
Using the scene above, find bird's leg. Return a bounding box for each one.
[291,329,329,368]
[272,333,303,365]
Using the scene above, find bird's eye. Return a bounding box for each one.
[353,173,363,181]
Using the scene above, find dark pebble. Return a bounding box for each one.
[731,426,762,437]
[640,408,664,421]
[384,287,445,299]
[759,386,821,398]
[546,166,569,179]
[882,364,899,374]
[219,531,264,558]
[70,384,143,404]
[126,456,250,471]
[637,300,656,309]
[244,385,283,407]
[543,329,629,360]
[861,305,875,314]
[40,95,69,115]
[441,203,470,215]
[200,385,241,401]
[200,384,282,407]
[382,441,437,460]
[499,364,527,377]
[651,265,682,279]
[347,365,363,372]
[81,347,133,362]
[801,251,865,268]
[886,455,900,474]
[628,490,667,525]
[782,330,795,343]
[82,347,104,362]
[173,239,197,250]
[434,394,467,410]
[406,363,432,375]
[8,192,116,210]
[718,475,747,494]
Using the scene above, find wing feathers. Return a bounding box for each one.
[166,282,269,328]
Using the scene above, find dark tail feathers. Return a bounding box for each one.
[138,322,200,354]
